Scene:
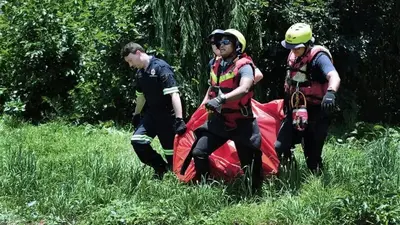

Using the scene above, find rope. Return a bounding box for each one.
[290,83,307,109]
[290,82,307,131]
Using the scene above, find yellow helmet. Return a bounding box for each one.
[281,23,315,49]
[223,29,247,52]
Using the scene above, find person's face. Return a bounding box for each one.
[291,47,306,57]
[124,51,142,68]
[219,37,234,58]
[210,37,221,56]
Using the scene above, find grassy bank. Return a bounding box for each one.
[0,116,399,225]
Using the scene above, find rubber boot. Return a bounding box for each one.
[152,164,168,180]
[193,156,210,182]
[251,153,264,195]
[166,155,173,171]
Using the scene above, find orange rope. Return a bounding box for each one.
[290,89,307,109]
[290,84,307,131]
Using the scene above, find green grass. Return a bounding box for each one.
[0,116,399,225]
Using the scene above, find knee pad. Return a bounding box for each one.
[192,148,210,178]
[192,147,209,159]
[274,140,284,155]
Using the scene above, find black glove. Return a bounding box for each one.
[132,114,141,128]
[205,96,226,112]
[321,90,336,112]
[174,117,187,135]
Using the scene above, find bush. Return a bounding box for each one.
[0,0,152,124]
[1,0,400,126]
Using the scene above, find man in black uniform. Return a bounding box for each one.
[121,42,187,179]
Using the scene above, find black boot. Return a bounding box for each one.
[193,156,210,182]
[152,164,168,180]
[308,162,323,176]
[166,155,173,171]
[278,146,297,172]
[251,155,264,195]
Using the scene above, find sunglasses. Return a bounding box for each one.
[219,39,232,45]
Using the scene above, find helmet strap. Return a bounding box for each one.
[305,40,314,47]
[227,52,237,61]
[296,45,311,60]
[235,40,242,53]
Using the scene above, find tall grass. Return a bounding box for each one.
[0,116,399,224]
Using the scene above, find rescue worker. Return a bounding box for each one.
[207,29,224,66]
[200,29,225,106]
[189,29,263,193]
[275,23,341,174]
[121,42,187,179]
[201,29,264,105]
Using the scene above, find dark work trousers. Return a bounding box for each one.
[131,111,175,171]
[192,114,263,191]
[274,105,330,172]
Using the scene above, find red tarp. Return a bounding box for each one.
[173,99,285,182]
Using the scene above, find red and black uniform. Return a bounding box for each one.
[191,55,263,189]
[275,45,335,172]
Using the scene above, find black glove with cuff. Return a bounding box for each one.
[174,117,187,135]
[321,90,336,112]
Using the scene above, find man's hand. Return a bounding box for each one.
[132,114,141,128]
[174,117,187,135]
[205,95,226,112]
[321,90,336,112]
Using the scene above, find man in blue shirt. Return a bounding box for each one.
[121,42,187,179]
[275,23,341,174]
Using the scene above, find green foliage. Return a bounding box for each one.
[332,134,400,224]
[1,0,400,125]
[0,0,150,123]
[0,0,79,121]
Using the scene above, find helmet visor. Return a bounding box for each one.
[281,37,315,49]
[281,40,305,49]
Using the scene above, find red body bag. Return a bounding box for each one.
[173,99,285,182]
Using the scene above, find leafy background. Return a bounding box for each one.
[0,0,399,126]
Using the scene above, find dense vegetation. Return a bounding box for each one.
[0,0,399,126]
